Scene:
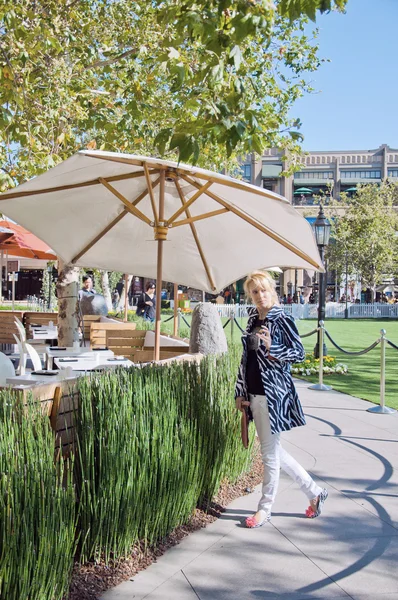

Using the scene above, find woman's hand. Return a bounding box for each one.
[256,325,272,351]
[236,396,250,412]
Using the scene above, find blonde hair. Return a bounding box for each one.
[244,270,279,305]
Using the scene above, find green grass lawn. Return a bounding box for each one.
[297,319,398,410]
[162,314,398,410]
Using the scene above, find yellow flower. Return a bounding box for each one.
[305,360,311,364]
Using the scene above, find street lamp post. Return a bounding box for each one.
[313,204,331,359]
[344,249,349,319]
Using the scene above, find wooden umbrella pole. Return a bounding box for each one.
[173,282,178,337]
[155,170,166,361]
[124,273,129,322]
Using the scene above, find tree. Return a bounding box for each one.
[1,0,347,344]
[327,183,398,301]
[40,261,57,310]
[0,0,347,188]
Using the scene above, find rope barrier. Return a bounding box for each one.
[180,314,191,328]
[324,330,380,355]
[223,318,231,329]
[300,328,318,338]
[163,315,174,323]
[386,338,398,351]
[233,318,246,333]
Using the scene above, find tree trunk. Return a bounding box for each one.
[99,270,112,311]
[56,260,80,347]
[117,274,133,311]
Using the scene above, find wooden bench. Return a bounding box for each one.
[90,323,189,362]
[0,311,24,348]
[23,312,58,340]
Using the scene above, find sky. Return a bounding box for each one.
[291,0,398,151]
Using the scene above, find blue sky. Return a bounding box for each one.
[291,0,398,151]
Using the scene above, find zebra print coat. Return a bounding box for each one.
[235,305,306,434]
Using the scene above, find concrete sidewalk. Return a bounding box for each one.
[102,381,398,600]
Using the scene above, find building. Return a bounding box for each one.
[242,143,398,206]
[240,144,398,300]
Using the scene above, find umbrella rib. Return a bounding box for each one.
[71,209,129,263]
[180,174,321,270]
[71,180,160,264]
[171,208,229,227]
[167,180,213,225]
[176,169,288,203]
[99,178,152,225]
[143,163,159,226]
[174,179,216,291]
[0,170,155,201]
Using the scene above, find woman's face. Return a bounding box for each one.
[248,282,274,312]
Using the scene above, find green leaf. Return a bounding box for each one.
[229,45,243,71]
[289,130,304,142]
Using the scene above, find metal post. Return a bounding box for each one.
[177,308,181,336]
[294,269,298,303]
[124,273,129,322]
[173,282,178,337]
[344,250,348,319]
[314,247,327,358]
[367,329,396,413]
[230,307,234,342]
[47,266,52,310]
[309,320,332,391]
[11,271,15,310]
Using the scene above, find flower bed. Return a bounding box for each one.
[292,353,348,376]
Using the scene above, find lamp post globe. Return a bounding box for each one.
[313,204,331,358]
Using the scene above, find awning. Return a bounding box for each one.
[262,164,282,178]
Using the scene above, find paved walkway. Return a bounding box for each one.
[102,381,398,600]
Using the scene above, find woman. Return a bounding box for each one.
[136,282,156,322]
[235,271,328,528]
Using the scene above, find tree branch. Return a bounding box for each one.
[82,48,138,72]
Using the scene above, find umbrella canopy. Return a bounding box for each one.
[0,152,322,286]
[0,151,323,358]
[0,219,57,260]
[0,226,14,245]
[293,187,313,195]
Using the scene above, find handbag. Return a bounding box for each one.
[241,405,249,449]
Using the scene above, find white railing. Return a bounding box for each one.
[216,302,398,319]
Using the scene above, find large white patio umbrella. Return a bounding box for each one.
[0,151,323,359]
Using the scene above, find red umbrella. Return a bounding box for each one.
[0,220,57,260]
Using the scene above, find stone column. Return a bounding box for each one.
[251,153,262,188]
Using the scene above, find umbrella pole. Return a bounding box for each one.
[173,283,178,337]
[154,170,166,361]
[124,273,129,322]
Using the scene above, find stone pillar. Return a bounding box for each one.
[189,303,228,355]
[251,153,262,188]
[382,145,388,180]
[334,156,341,199]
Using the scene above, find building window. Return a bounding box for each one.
[341,170,381,179]
[294,171,333,180]
[388,169,398,177]
[241,164,251,180]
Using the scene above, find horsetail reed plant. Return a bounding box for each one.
[75,349,255,564]
[0,390,76,600]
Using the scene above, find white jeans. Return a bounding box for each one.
[250,394,322,514]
